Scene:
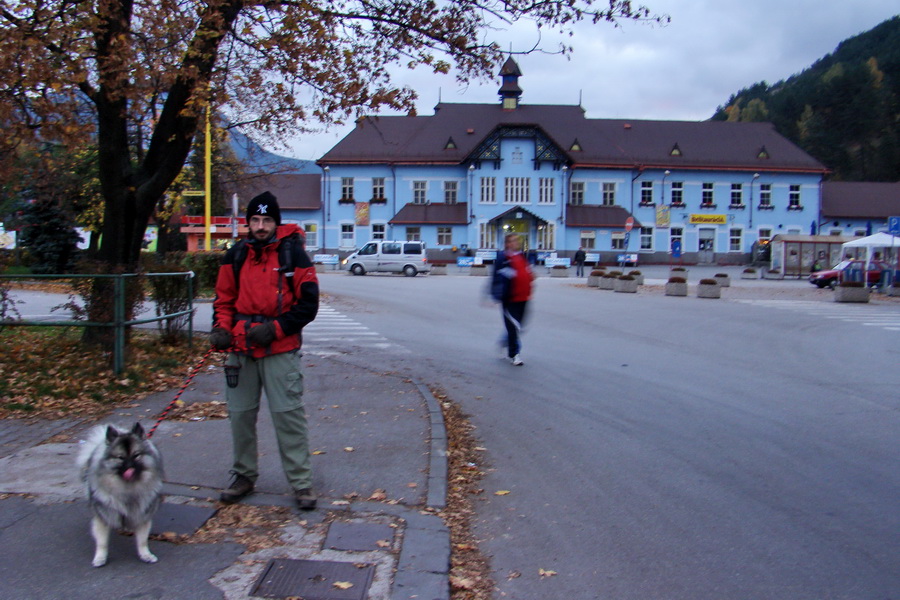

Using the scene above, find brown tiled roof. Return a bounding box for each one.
[489,206,551,223]
[227,174,321,211]
[318,103,827,174]
[821,181,900,219]
[566,205,639,228]
[389,202,469,225]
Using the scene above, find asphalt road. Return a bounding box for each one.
[316,269,900,600]
[7,269,900,599]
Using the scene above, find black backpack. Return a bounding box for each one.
[229,232,306,289]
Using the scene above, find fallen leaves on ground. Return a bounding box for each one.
[165,400,228,421]
[188,503,298,553]
[0,328,214,420]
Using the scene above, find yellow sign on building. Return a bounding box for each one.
[689,214,727,225]
[655,204,670,227]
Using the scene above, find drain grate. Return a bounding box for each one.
[251,558,375,600]
[151,502,217,536]
[325,521,395,552]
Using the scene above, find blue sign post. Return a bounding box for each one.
[889,216,900,236]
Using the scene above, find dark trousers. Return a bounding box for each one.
[502,301,528,358]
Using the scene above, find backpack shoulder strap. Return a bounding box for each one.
[230,239,250,288]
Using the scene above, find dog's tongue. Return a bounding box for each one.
[122,468,137,481]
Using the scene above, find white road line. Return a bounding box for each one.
[736,299,900,333]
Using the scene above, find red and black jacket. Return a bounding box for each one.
[213,224,319,358]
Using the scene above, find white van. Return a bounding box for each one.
[342,240,430,277]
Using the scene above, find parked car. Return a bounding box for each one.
[342,240,430,276]
[808,259,890,289]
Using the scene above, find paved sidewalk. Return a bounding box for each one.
[0,354,449,600]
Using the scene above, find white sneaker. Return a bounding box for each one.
[511,354,524,366]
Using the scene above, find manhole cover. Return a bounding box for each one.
[151,502,217,536]
[251,558,375,600]
[325,521,395,552]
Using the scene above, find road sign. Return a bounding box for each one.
[889,216,900,235]
[625,217,635,232]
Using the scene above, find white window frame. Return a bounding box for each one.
[479,222,498,249]
[339,222,355,248]
[341,177,354,201]
[504,177,530,204]
[444,181,458,204]
[413,181,427,204]
[371,223,386,240]
[758,228,772,243]
[789,184,801,208]
[580,230,595,250]
[702,182,714,206]
[437,226,452,245]
[640,226,653,251]
[538,178,555,204]
[729,227,743,252]
[759,184,772,207]
[570,181,585,206]
[602,182,616,206]
[671,181,684,205]
[406,226,421,241]
[537,222,555,250]
[730,183,744,207]
[372,177,385,200]
[640,181,653,205]
[302,222,318,249]
[670,227,684,252]
[611,231,626,250]
[480,178,496,204]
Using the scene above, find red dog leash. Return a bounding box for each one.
[147,346,218,439]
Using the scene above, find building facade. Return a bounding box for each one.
[312,58,828,265]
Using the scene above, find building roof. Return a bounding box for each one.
[318,103,827,174]
[389,202,469,225]
[821,181,900,219]
[228,173,321,211]
[566,205,640,228]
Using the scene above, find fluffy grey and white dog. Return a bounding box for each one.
[77,422,164,567]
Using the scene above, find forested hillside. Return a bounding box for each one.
[712,16,900,182]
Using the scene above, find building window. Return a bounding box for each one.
[406,226,421,241]
[758,228,772,243]
[413,181,427,204]
[537,223,555,250]
[602,182,616,206]
[538,178,555,204]
[340,223,355,247]
[611,231,626,250]
[670,227,683,252]
[372,177,385,201]
[729,228,742,252]
[371,223,386,240]
[480,178,496,204]
[580,230,595,250]
[730,183,744,207]
[788,184,802,209]
[437,227,452,245]
[640,226,653,251]
[701,182,715,206]
[828,228,842,236]
[303,223,318,249]
[444,181,458,204]
[341,177,354,201]
[759,183,772,208]
[479,222,497,249]
[505,177,530,204]
[670,181,684,206]
[640,181,653,205]
[570,181,585,205]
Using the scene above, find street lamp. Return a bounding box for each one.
[749,172,760,229]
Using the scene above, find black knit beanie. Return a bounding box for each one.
[246,191,281,225]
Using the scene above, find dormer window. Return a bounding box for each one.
[670,143,682,157]
[757,146,770,159]
[444,137,457,150]
[569,139,582,152]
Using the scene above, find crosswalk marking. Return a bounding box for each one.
[303,305,407,355]
[735,299,900,333]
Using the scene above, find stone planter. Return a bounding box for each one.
[887,285,900,297]
[665,282,687,296]
[741,269,758,280]
[430,264,447,276]
[670,268,688,281]
[587,275,602,287]
[834,285,870,303]
[470,265,488,276]
[598,276,616,290]
[764,269,783,280]
[550,267,569,278]
[628,271,644,285]
[315,263,327,274]
[614,277,639,293]
[697,282,721,299]
[713,274,731,287]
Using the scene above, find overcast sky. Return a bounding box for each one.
[275,1,898,161]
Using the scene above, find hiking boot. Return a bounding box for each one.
[295,488,317,510]
[220,472,254,504]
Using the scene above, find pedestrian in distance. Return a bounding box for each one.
[209,191,320,510]
[573,246,587,277]
[490,233,534,366]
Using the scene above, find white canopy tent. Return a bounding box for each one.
[841,232,900,285]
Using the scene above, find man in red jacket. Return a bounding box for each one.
[209,191,320,509]
[490,233,534,366]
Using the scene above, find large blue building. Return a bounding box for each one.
[310,58,828,265]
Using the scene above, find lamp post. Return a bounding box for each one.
[749,172,760,229]
[322,165,330,253]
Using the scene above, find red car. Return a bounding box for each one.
[808,259,891,289]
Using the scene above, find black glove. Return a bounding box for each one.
[209,327,233,350]
[246,321,276,347]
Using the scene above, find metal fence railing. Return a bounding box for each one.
[0,272,195,375]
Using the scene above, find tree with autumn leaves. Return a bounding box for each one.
[1,0,665,272]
